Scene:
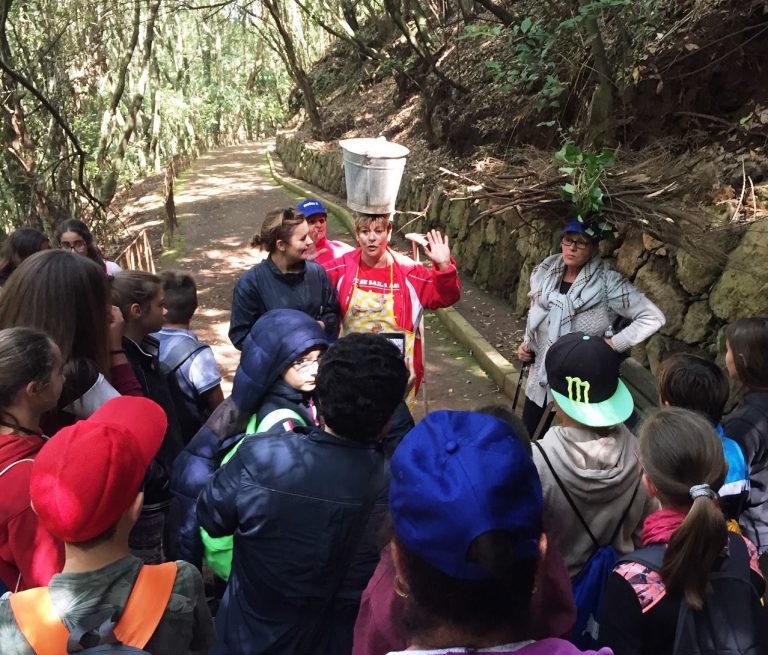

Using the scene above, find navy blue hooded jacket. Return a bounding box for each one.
[197,426,387,655]
[169,309,328,567]
[229,257,340,349]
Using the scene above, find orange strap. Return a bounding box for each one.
[10,562,177,654]
[114,562,177,647]
[9,586,67,655]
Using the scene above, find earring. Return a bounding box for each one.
[394,576,409,598]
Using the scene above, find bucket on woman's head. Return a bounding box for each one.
[129,500,170,564]
[340,138,410,214]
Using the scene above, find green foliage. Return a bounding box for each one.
[460,23,504,39]
[473,17,563,113]
[555,141,615,236]
[559,0,631,29]
[0,0,295,233]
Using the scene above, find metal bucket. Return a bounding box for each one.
[340,138,410,214]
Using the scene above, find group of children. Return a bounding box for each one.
[0,210,765,655]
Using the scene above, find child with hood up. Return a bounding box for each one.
[170,309,328,569]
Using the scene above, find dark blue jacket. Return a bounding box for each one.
[229,257,340,349]
[197,426,387,655]
[725,391,768,551]
[256,379,316,429]
[169,310,328,567]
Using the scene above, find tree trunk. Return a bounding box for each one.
[100,0,162,205]
[341,0,359,31]
[0,0,46,228]
[261,0,324,137]
[580,2,616,146]
[149,89,162,172]
[94,0,141,176]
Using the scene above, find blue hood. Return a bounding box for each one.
[231,309,328,414]
[168,309,328,566]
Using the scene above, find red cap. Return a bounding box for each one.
[30,396,167,543]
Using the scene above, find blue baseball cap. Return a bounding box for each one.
[390,410,543,580]
[297,199,327,219]
[563,218,600,241]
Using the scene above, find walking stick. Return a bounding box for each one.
[513,363,528,412]
[405,233,429,414]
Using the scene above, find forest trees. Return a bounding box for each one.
[0,0,291,234]
[0,0,681,235]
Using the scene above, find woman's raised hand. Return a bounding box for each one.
[424,230,451,270]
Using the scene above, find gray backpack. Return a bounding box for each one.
[619,533,768,655]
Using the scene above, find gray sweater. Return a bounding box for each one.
[533,424,658,578]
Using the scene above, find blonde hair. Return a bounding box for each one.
[354,213,392,233]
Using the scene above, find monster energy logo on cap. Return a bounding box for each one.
[566,376,590,403]
[544,331,634,428]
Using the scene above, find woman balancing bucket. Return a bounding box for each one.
[339,137,431,412]
[340,137,410,214]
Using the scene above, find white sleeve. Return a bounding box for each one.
[62,373,121,418]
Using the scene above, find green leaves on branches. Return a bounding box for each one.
[555,141,615,237]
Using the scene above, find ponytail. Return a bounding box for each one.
[639,407,728,609]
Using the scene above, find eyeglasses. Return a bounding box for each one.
[61,239,87,252]
[561,237,591,251]
[292,355,322,371]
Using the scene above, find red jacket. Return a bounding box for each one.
[0,433,63,590]
[325,248,461,390]
[313,236,355,269]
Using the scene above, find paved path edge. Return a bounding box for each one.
[265,149,523,404]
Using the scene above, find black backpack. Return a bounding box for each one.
[618,532,768,655]
[159,337,208,445]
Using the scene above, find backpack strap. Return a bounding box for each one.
[113,562,177,648]
[255,408,306,433]
[534,441,642,548]
[534,441,599,548]
[9,562,177,654]
[163,337,206,374]
[617,543,666,570]
[9,587,67,655]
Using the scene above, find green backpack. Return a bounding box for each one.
[200,408,306,580]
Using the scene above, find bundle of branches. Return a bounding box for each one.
[441,144,750,261]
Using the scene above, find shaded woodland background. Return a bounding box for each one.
[1,0,767,239]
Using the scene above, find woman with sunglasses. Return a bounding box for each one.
[516,220,665,436]
[230,208,340,348]
[55,218,122,275]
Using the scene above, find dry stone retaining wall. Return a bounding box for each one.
[276,134,768,372]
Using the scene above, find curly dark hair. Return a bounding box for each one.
[316,333,408,442]
[55,218,107,268]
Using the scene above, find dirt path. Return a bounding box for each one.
[145,141,507,419]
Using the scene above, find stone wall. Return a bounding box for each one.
[276,133,768,372]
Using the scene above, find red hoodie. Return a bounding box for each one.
[0,433,63,590]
